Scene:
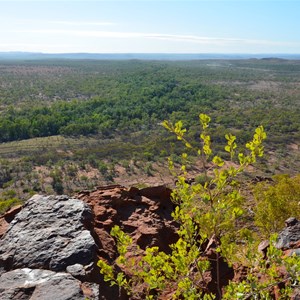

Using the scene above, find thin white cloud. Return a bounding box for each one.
[148,33,300,47]
[47,20,117,26]
[7,29,300,48]
[0,42,72,51]
[0,18,116,27]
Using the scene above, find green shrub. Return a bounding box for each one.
[254,174,300,236]
[97,161,109,175]
[223,234,300,300]
[194,174,213,186]
[0,198,22,214]
[50,168,64,194]
[98,114,299,299]
[2,189,17,199]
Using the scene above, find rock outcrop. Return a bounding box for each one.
[0,268,85,300]
[1,186,298,299]
[0,195,96,272]
[0,194,98,299]
[77,185,178,262]
[257,217,300,300]
[277,218,300,300]
[0,185,177,299]
[276,217,300,255]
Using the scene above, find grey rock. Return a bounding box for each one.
[285,217,298,227]
[287,248,300,256]
[0,268,85,300]
[276,218,300,249]
[292,289,300,300]
[66,263,85,278]
[0,194,96,272]
[81,282,100,300]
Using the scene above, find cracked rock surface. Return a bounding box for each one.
[0,195,96,272]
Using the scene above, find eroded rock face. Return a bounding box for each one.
[76,185,178,262]
[0,186,178,299]
[0,195,96,272]
[2,187,298,299]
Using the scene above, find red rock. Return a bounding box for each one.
[3,204,22,222]
[0,205,22,238]
[0,217,8,239]
[76,185,178,261]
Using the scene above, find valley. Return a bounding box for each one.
[0,58,299,211]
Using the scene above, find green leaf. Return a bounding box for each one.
[213,155,224,167]
[225,145,231,153]
[199,113,211,129]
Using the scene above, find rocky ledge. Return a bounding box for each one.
[0,185,299,300]
[0,185,177,299]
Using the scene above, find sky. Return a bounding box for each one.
[0,0,299,54]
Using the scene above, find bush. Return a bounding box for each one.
[99,114,300,299]
[98,114,300,299]
[254,174,300,236]
[50,168,64,195]
[0,198,22,214]
[98,161,109,175]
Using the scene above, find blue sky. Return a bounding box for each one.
[0,1,299,53]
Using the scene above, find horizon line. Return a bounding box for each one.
[1,52,300,61]
[1,51,300,55]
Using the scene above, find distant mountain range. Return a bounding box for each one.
[0,52,299,60]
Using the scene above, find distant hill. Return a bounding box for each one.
[0,52,299,60]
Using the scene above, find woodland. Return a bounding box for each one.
[0,58,300,299]
[0,58,299,210]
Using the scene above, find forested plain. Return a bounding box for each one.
[0,58,299,210]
